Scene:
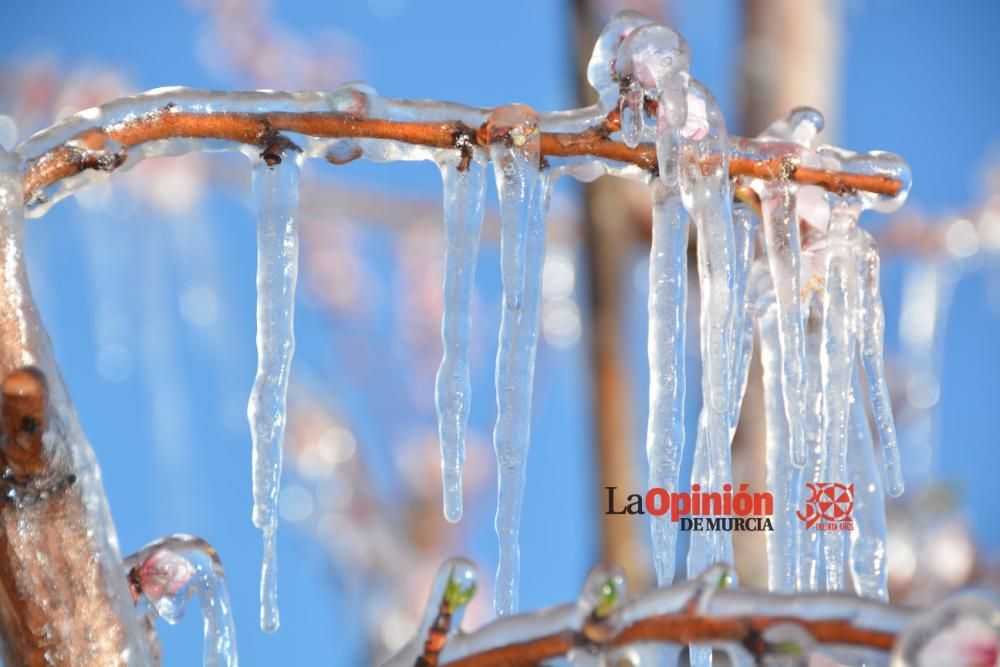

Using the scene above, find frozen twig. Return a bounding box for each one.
[16,89,903,209]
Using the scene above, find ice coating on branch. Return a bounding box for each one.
[491,164,551,616]
[613,24,690,151]
[818,202,860,592]
[848,387,889,601]
[0,148,154,663]
[586,11,655,111]
[760,179,809,468]
[380,558,478,667]
[567,564,630,665]
[126,536,238,667]
[818,146,913,215]
[679,82,737,486]
[857,230,905,497]
[435,153,488,523]
[247,152,301,632]
[759,106,825,148]
[646,179,688,586]
[486,105,541,312]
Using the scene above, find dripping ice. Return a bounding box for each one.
[126,536,238,667]
[247,152,302,633]
[486,104,549,616]
[435,152,488,523]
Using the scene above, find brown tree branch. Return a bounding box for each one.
[428,585,907,667]
[19,94,902,206]
[0,367,147,666]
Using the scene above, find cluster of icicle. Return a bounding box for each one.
[13,9,911,657]
[431,10,911,623]
[382,558,916,666]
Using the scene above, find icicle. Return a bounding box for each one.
[246,151,301,633]
[679,84,734,416]
[760,180,809,467]
[797,292,826,592]
[486,105,541,313]
[126,536,238,667]
[611,20,692,588]
[897,260,957,486]
[645,178,688,586]
[490,110,551,617]
[819,202,860,592]
[848,381,889,601]
[729,204,759,432]
[856,230,905,497]
[677,83,739,610]
[761,297,802,592]
[434,152,488,523]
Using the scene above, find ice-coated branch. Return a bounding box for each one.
[16,88,903,214]
[0,367,155,665]
[387,562,913,667]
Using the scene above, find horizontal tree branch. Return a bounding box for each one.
[17,89,902,209]
[413,576,912,667]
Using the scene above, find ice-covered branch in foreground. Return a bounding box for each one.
[384,558,1000,667]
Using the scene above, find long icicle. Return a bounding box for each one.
[819,203,859,592]
[679,84,736,493]
[247,152,301,633]
[728,204,759,434]
[646,178,688,586]
[760,296,802,592]
[435,153,488,523]
[797,292,826,591]
[848,377,889,601]
[857,230,905,497]
[760,181,809,468]
[491,167,551,617]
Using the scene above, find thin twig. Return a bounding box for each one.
[19,92,902,205]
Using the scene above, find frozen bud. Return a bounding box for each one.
[615,24,690,128]
[681,92,709,141]
[325,82,376,117]
[485,104,540,156]
[138,548,196,602]
[578,563,627,644]
[586,10,655,110]
[798,185,832,234]
[759,107,826,148]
